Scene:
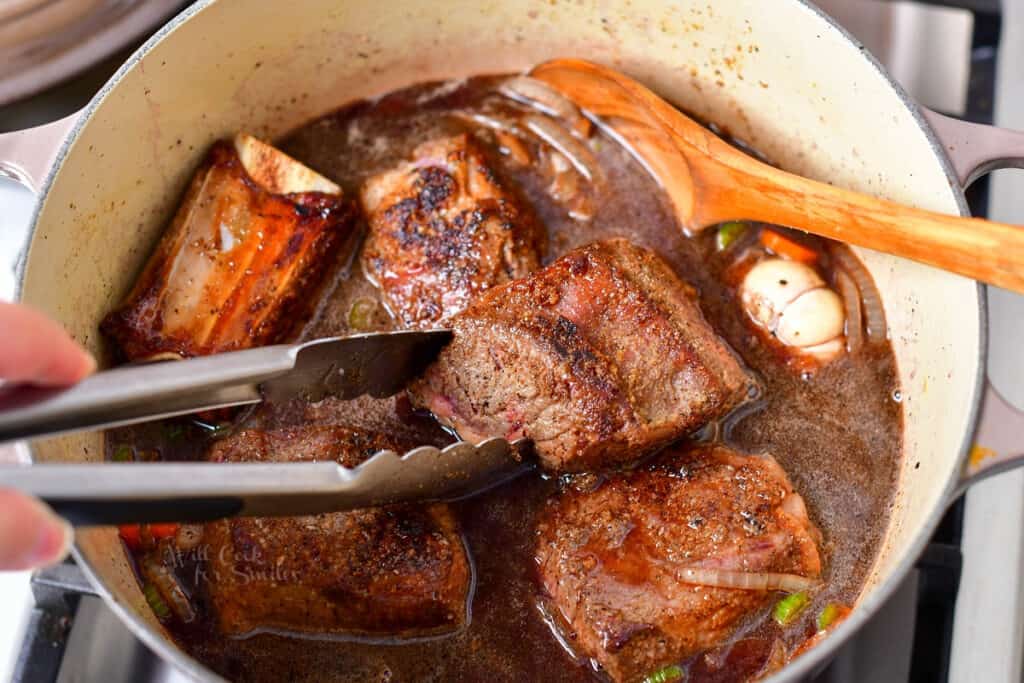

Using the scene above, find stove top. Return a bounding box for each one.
[1,1,1020,682]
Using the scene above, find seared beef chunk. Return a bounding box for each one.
[102,135,354,361]
[537,444,822,682]
[411,239,755,471]
[203,425,471,638]
[361,134,543,328]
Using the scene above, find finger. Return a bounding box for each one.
[0,302,96,386]
[0,489,73,570]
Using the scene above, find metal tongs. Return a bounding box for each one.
[0,331,529,525]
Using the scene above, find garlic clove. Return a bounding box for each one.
[776,287,845,347]
[799,337,845,362]
[740,258,825,331]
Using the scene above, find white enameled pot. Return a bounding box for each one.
[2,1,1024,680]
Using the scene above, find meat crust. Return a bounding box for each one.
[536,444,823,682]
[102,140,355,360]
[360,134,543,328]
[411,239,755,471]
[203,425,471,638]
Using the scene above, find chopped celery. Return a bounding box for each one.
[817,602,847,631]
[143,583,172,620]
[715,221,747,251]
[643,664,685,683]
[348,298,378,332]
[111,445,133,462]
[773,591,811,626]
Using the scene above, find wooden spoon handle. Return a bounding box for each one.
[531,58,1024,293]
[696,151,1024,293]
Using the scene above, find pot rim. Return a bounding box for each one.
[762,2,986,681]
[14,0,987,681]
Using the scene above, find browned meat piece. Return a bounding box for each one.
[203,425,471,638]
[102,134,355,360]
[536,444,823,682]
[410,239,755,471]
[360,134,543,328]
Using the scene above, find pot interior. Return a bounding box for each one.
[18,0,981,679]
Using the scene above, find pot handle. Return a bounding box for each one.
[922,108,1024,493]
[922,108,1024,188]
[0,112,81,193]
[954,384,1024,496]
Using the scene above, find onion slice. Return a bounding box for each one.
[830,246,886,342]
[448,112,532,164]
[499,76,589,135]
[674,567,818,592]
[495,131,531,165]
[524,114,602,183]
[763,638,788,676]
[450,110,524,136]
[142,556,196,623]
[835,269,864,353]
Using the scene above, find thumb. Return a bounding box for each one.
[0,489,73,570]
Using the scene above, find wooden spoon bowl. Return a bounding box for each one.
[529,58,1024,293]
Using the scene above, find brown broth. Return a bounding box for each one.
[108,75,902,682]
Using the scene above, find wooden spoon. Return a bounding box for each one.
[528,58,1024,293]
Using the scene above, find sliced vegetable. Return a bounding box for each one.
[716,221,748,251]
[495,130,531,165]
[118,524,142,549]
[643,664,685,683]
[523,114,602,183]
[143,583,172,620]
[761,638,788,677]
[119,523,179,549]
[676,568,817,593]
[773,591,811,626]
[142,556,196,623]
[348,298,378,332]
[829,244,887,342]
[111,445,133,462]
[760,229,818,264]
[544,149,594,221]
[817,602,851,631]
[450,110,523,137]
[499,75,590,137]
[835,270,864,353]
[149,523,180,540]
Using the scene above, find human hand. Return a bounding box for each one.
[0,301,95,570]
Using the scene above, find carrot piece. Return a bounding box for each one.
[119,524,142,549]
[760,229,818,264]
[148,523,181,539]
